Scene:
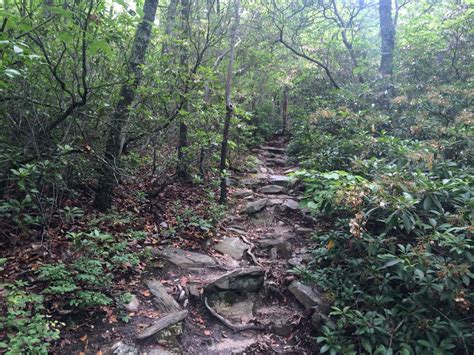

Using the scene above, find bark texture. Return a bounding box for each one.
[379,0,395,76]
[93,0,159,211]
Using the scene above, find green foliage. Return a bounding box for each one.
[0,282,61,354]
[37,229,147,310]
[292,82,473,353]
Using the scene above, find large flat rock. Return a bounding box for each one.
[213,236,249,260]
[157,247,216,268]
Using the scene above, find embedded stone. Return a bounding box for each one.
[288,281,327,310]
[205,267,265,294]
[213,236,249,261]
[260,185,288,194]
[125,294,140,312]
[268,175,291,187]
[156,248,216,268]
[241,198,268,214]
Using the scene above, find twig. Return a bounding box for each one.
[204,297,265,331]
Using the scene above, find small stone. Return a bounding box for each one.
[276,199,300,213]
[226,177,238,186]
[214,236,249,261]
[241,198,268,214]
[112,342,138,355]
[311,312,330,329]
[272,320,293,337]
[233,189,253,198]
[187,284,201,299]
[288,281,327,310]
[288,257,303,267]
[125,295,140,312]
[267,199,283,206]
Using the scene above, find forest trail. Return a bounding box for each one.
[91,136,323,354]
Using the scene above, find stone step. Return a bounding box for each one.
[266,157,287,167]
[268,174,292,187]
[261,146,286,154]
[259,185,288,194]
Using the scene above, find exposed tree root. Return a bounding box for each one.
[204,297,265,331]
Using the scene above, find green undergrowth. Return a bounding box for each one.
[0,228,151,353]
[290,84,473,354]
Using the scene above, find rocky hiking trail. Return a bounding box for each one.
[83,136,327,354]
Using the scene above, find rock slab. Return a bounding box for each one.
[136,310,188,340]
[146,279,181,313]
[213,236,249,261]
[260,185,288,194]
[288,281,326,310]
[241,198,268,214]
[157,247,216,268]
[205,267,265,294]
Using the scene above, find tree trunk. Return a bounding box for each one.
[281,86,288,134]
[93,0,159,211]
[176,0,192,182]
[379,0,395,76]
[219,0,240,204]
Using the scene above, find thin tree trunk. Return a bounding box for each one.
[162,0,179,55]
[379,0,395,76]
[176,0,192,182]
[219,0,240,204]
[281,86,288,134]
[93,0,159,211]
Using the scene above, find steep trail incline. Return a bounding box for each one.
[89,136,327,354]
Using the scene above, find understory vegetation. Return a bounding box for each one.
[292,85,473,353]
[1,0,472,353]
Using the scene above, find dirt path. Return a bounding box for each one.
[90,136,325,354]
